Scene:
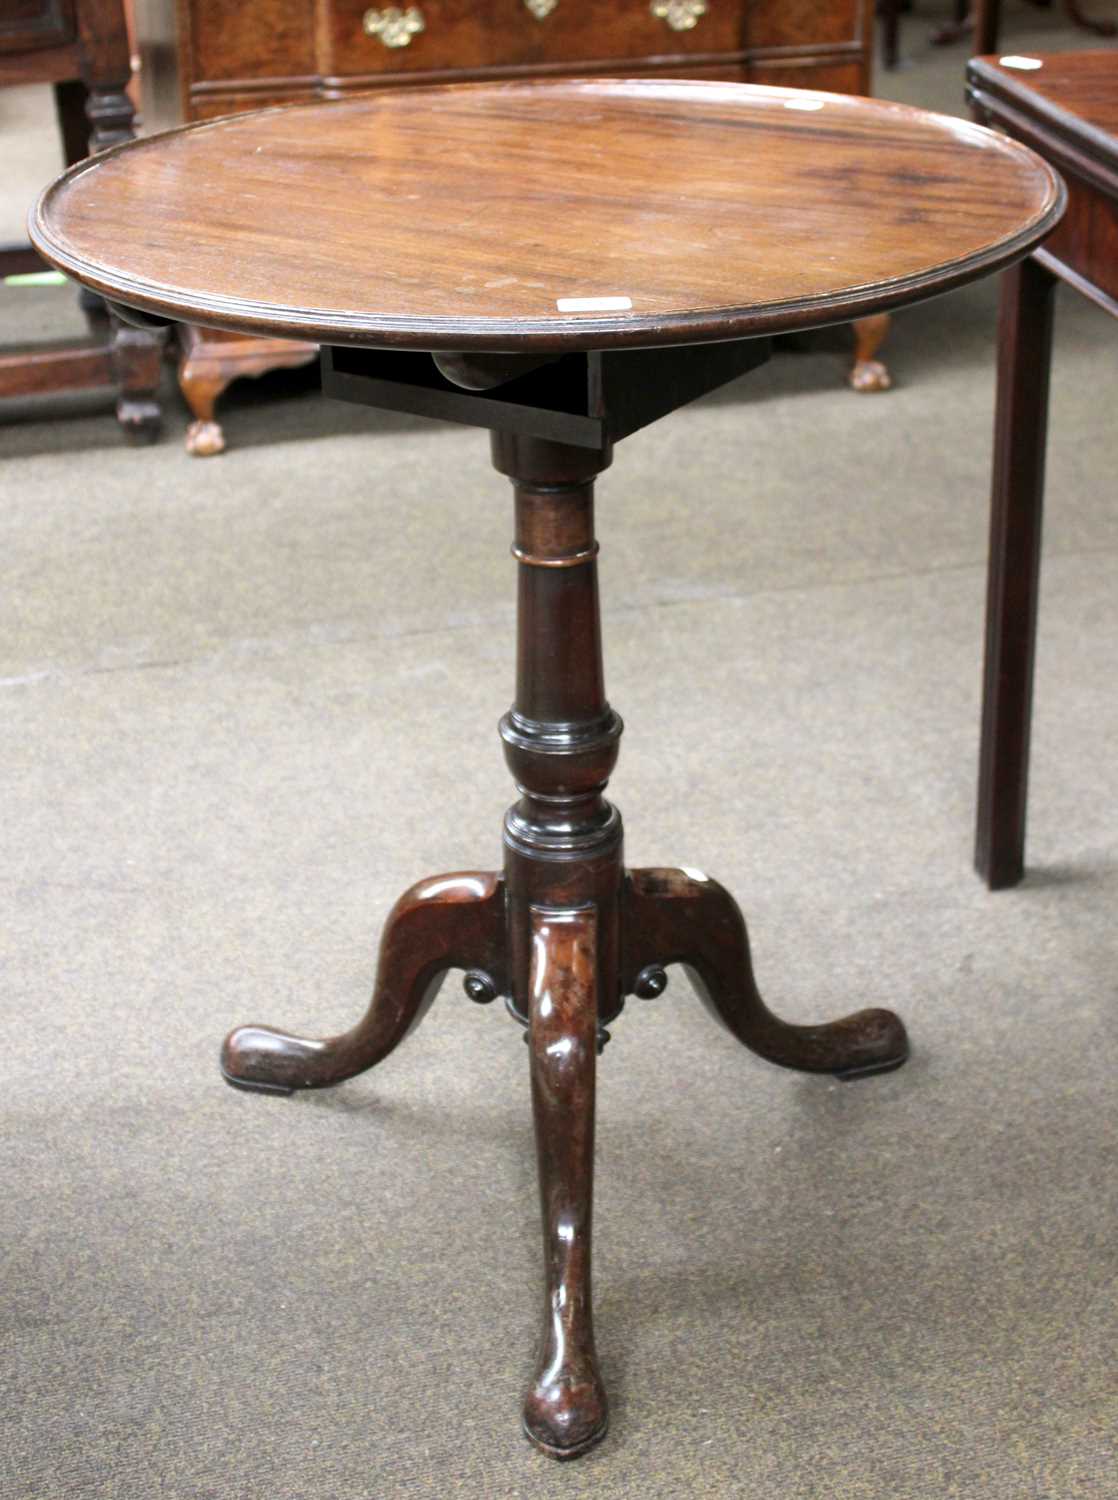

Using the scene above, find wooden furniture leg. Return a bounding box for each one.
[850,313,892,392]
[974,0,1001,54]
[495,434,621,1458]
[931,0,974,47]
[178,345,228,457]
[110,312,165,442]
[523,906,607,1458]
[975,258,1057,890]
[221,872,506,1091]
[53,79,92,174]
[178,324,319,456]
[880,0,901,69]
[623,868,908,1076]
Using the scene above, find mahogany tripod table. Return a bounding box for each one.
[31,80,1062,1459]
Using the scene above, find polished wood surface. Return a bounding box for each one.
[31,79,1063,351]
[135,0,877,453]
[971,49,1118,165]
[968,51,1117,887]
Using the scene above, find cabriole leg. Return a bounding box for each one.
[523,905,607,1458]
[849,313,892,392]
[221,871,505,1093]
[623,868,908,1077]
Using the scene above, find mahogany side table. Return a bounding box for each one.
[967,51,1117,889]
[30,79,1062,1458]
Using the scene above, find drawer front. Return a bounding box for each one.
[748,57,866,95]
[321,0,744,78]
[189,86,320,119]
[188,54,867,123]
[189,0,316,82]
[747,0,864,51]
[0,0,74,53]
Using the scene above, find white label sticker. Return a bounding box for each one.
[556,296,633,313]
[999,55,1043,70]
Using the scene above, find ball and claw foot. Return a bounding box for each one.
[849,358,892,394]
[849,313,893,394]
[186,418,226,457]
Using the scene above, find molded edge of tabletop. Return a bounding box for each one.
[28,80,1069,354]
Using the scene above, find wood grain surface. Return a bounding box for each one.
[31,77,1065,351]
[969,51,1118,166]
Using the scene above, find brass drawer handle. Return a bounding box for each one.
[362,6,425,47]
[650,0,708,31]
[524,0,559,17]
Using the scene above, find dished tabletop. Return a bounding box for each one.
[31,78,1065,353]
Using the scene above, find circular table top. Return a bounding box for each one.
[31,78,1064,352]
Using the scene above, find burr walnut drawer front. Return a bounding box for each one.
[747,0,863,50]
[320,0,745,78]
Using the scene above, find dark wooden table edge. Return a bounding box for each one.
[27,79,1067,354]
[967,63,1118,198]
[966,56,1118,174]
[28,203,1067,355]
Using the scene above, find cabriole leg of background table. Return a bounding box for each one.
[849,313,893,393]
[975,256,1057,890]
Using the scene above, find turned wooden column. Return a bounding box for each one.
[494,433,623,1018]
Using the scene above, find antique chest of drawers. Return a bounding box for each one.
[134,0,880,452]
[139,0,872,126]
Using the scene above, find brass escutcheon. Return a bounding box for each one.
[362,5,425,47]
[650,0,708,31]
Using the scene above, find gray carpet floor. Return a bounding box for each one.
[3,7,1117,1497]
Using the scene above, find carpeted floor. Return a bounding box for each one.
[3,7,1117,1498]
